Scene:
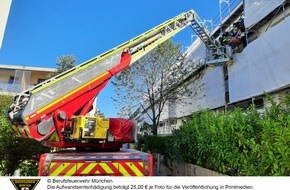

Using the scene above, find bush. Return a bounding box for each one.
[0,95,50,176]
[144,135,169,156]
[142,94,290,176]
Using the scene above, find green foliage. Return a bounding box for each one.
[133,134,146,151]
[0,95,50,176]
[144,135,170,156]
[142,95,290,176]
[47,54,76,78]
[19,161,38,176]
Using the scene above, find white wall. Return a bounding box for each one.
[146,4,290,134]
[163,66,226,119]
[244,0,285,29]
[229,17,290,103]
[0,0,12,48]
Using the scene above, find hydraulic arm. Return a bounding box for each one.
[7,9,229,149]
[7,10,197,149]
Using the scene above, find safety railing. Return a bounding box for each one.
[211,0,243,32]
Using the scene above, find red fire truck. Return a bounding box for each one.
[7,9,227,176]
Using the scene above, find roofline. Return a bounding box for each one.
[0,64,56,72]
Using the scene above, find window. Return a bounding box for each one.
[254,98,264,109]
[169,119,177,125]
[37,78,46,84]
[8,76,14,84]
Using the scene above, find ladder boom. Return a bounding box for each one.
[7,10,200,148]
[7,9,231,149]
[7,9,230,149]
[9,10,195,127]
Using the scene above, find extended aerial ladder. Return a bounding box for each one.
[7,10,229,150]
[189,12,231,66]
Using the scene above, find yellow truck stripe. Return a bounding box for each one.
[126,162,143,176]
[81,163,96,174]
[50,163,76,176]
[49,161,144,176]
[118,164,131,176]
[99,163,114,174]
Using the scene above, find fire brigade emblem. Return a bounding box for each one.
[10,179,40,190]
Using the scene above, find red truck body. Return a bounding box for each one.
[38,149,154,176]
[6,10,209,177]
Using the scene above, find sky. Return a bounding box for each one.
[0,0,221,117]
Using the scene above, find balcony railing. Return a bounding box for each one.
[0,83,33,94]
[212,0,243,31]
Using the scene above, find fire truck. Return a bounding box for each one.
[7,9,229,176]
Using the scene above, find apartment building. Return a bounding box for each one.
[0,64,55,95]
[134,0,290,135]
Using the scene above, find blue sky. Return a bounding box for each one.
[0,0,221,117]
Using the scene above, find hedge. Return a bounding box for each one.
[142,95,290,176]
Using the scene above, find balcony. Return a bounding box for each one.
[0,82,33,94]
[0,64,56,95]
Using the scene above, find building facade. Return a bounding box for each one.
[135,0,290,135]
[0,64,56,95]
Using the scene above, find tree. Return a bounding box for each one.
[112,40,193,135]
[47,54,76,78]
[0,95,50,176]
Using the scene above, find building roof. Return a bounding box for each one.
[0,64,56,72]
